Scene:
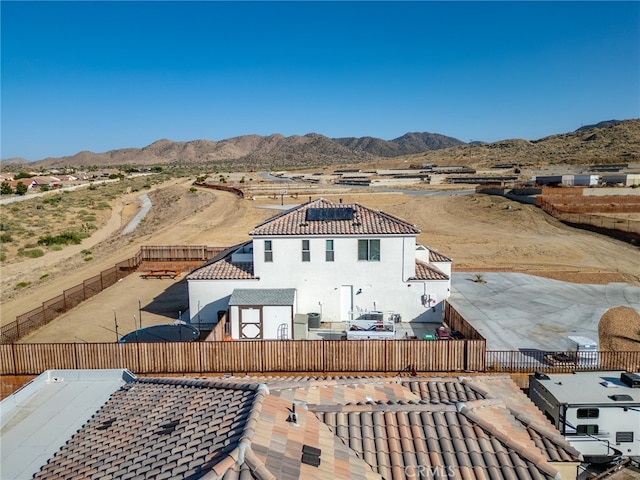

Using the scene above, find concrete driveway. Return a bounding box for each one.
[449,272,640,351]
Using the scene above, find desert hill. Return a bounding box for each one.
[388,119,640,169]
[3,119,639,171]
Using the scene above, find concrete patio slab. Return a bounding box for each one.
[449,272,640,351]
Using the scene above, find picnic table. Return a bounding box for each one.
[141,269,181,279]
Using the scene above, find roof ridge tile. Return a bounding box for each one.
[457,401,562,480]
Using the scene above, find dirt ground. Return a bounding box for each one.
[2,178,640,343]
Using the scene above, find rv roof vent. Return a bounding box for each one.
[621,372,640,388]
[534,371,550,380]
[609,394,633,401]
[600,381,618,388]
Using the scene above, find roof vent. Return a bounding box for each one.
[609,394,634,401]
[301,445,321,467]
[534,371,550,380]
[600,381,618,388]
[96,418,116,430]
[286,403,297,424]
[158,420,180,435]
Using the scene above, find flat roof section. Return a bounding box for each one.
[449,272,640,351]
[531,371,640,405]
[0,369,135,480]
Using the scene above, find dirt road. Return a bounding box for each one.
[3,179,639,343]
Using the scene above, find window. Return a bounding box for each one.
[302,240,310,262]
[358,239,380,261]
[577,408,599,419]
[264,240,273,263]
[326,240,334,262]
[576,424,599,435]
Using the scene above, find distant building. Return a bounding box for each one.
[602,174,640,187]
[534,175,598,187]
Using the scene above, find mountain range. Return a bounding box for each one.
[2,119,638,170]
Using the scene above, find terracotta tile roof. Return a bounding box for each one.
[249,395,380,480]
[400,377,483,403]
[249,198,421,237]
[206,375,581,478]
[32,374,580,480]
[314,401,563,480]
[409,261,449,281]
[459,375,582,463]
[429,250,452,263]
[187,257,257,280]
[33,378,266,480]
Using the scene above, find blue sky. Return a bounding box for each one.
[2,1,639,161]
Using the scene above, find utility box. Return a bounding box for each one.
[293,313,308,340]
[567,336,599,367]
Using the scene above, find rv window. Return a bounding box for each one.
[576,408,599,419]
[616,431,634,443]
[576,424,599,435]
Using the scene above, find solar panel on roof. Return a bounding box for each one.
[306,207,354,221]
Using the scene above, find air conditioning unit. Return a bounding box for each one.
[620,372,640,388]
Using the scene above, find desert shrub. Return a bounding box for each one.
[43,196,62,205]
[15,281,30,289]
[0,252,5,262]
[38,231,83,246]
[84,256,93,261]
[40,273,49,279]
[19,248,44,258]
[50,245,63,251]
[189,187,197,193]
[0,233,13,243]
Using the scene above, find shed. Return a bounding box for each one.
[228,288,296,340]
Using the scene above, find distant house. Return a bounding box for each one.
[2,370,582,480]
[31,176,61,188]
[187,198,451,340]
[5,179,37,192]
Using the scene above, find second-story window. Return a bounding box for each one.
[326,240,334,262]
[358,239,380,261]
[264,240,273,262]
[302,240,310,262]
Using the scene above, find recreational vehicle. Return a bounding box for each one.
[529,371,640,463]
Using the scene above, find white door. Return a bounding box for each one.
[340,285,353,321]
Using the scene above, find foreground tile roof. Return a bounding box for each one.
[32,374,581,480]
[33,378,266,480]
[249,198,421,237]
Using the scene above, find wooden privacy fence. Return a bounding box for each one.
[1,246,221,344]
[0,339,487,375]
[444,302,485,341]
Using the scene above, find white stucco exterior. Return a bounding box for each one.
[187,199,451,339]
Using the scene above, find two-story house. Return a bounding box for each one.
[186,198,451,340]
